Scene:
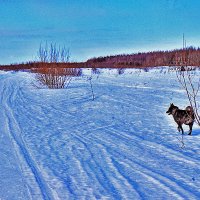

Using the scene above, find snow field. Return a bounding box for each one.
[0,68,199,199]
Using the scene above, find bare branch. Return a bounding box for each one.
[37,42,70,63]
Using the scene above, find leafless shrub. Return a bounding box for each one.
[92,68,100,75]
[176,66,200,125]
[35,67,82,89]
[174,35,200,126]
[35,42,77,89]
[117,68,125,75]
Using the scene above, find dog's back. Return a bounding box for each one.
[173,109,189,124]
[185,106,195,119]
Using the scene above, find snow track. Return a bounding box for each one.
[0,69,200,199]
[1,77,55,200]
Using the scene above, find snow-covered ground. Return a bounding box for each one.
[0,68,200,200]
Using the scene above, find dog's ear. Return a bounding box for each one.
[171,103,174,106]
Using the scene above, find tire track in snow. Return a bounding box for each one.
[70,133,122,199]
[0,82,33,200]
[7,71,200,199]
[73,132,182,199]
[89,124,198,169]
[1,77,55,200]
[90,131,200,199]
[68,126,198,199]
[69,132,142,199]
[18,85,199,199]
[75,130,190,199]
[16,87,124,198]
[15,81,97,199]
[15,89,115,199]
[108,126,200,168]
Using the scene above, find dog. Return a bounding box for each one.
[166,103,195,135]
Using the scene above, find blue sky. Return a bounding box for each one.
[0,0,200,64]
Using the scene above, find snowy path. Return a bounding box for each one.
[0,69,200,199]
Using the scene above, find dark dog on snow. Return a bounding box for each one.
[166,103,195,135]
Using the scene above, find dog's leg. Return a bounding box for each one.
[178,124,184,134]
[188,122,193,135]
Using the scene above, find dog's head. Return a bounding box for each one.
[166,103,177,115]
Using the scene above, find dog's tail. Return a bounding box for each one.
[186,106,195,119]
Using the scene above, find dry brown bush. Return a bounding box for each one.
[34,67,82,89]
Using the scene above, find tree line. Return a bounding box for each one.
[86,47,200,68]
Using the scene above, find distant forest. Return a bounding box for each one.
[86,47,200,68]
[1,47,200,70]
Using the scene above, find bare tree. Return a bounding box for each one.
[175,34,200,125]
[176,66,200,125]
